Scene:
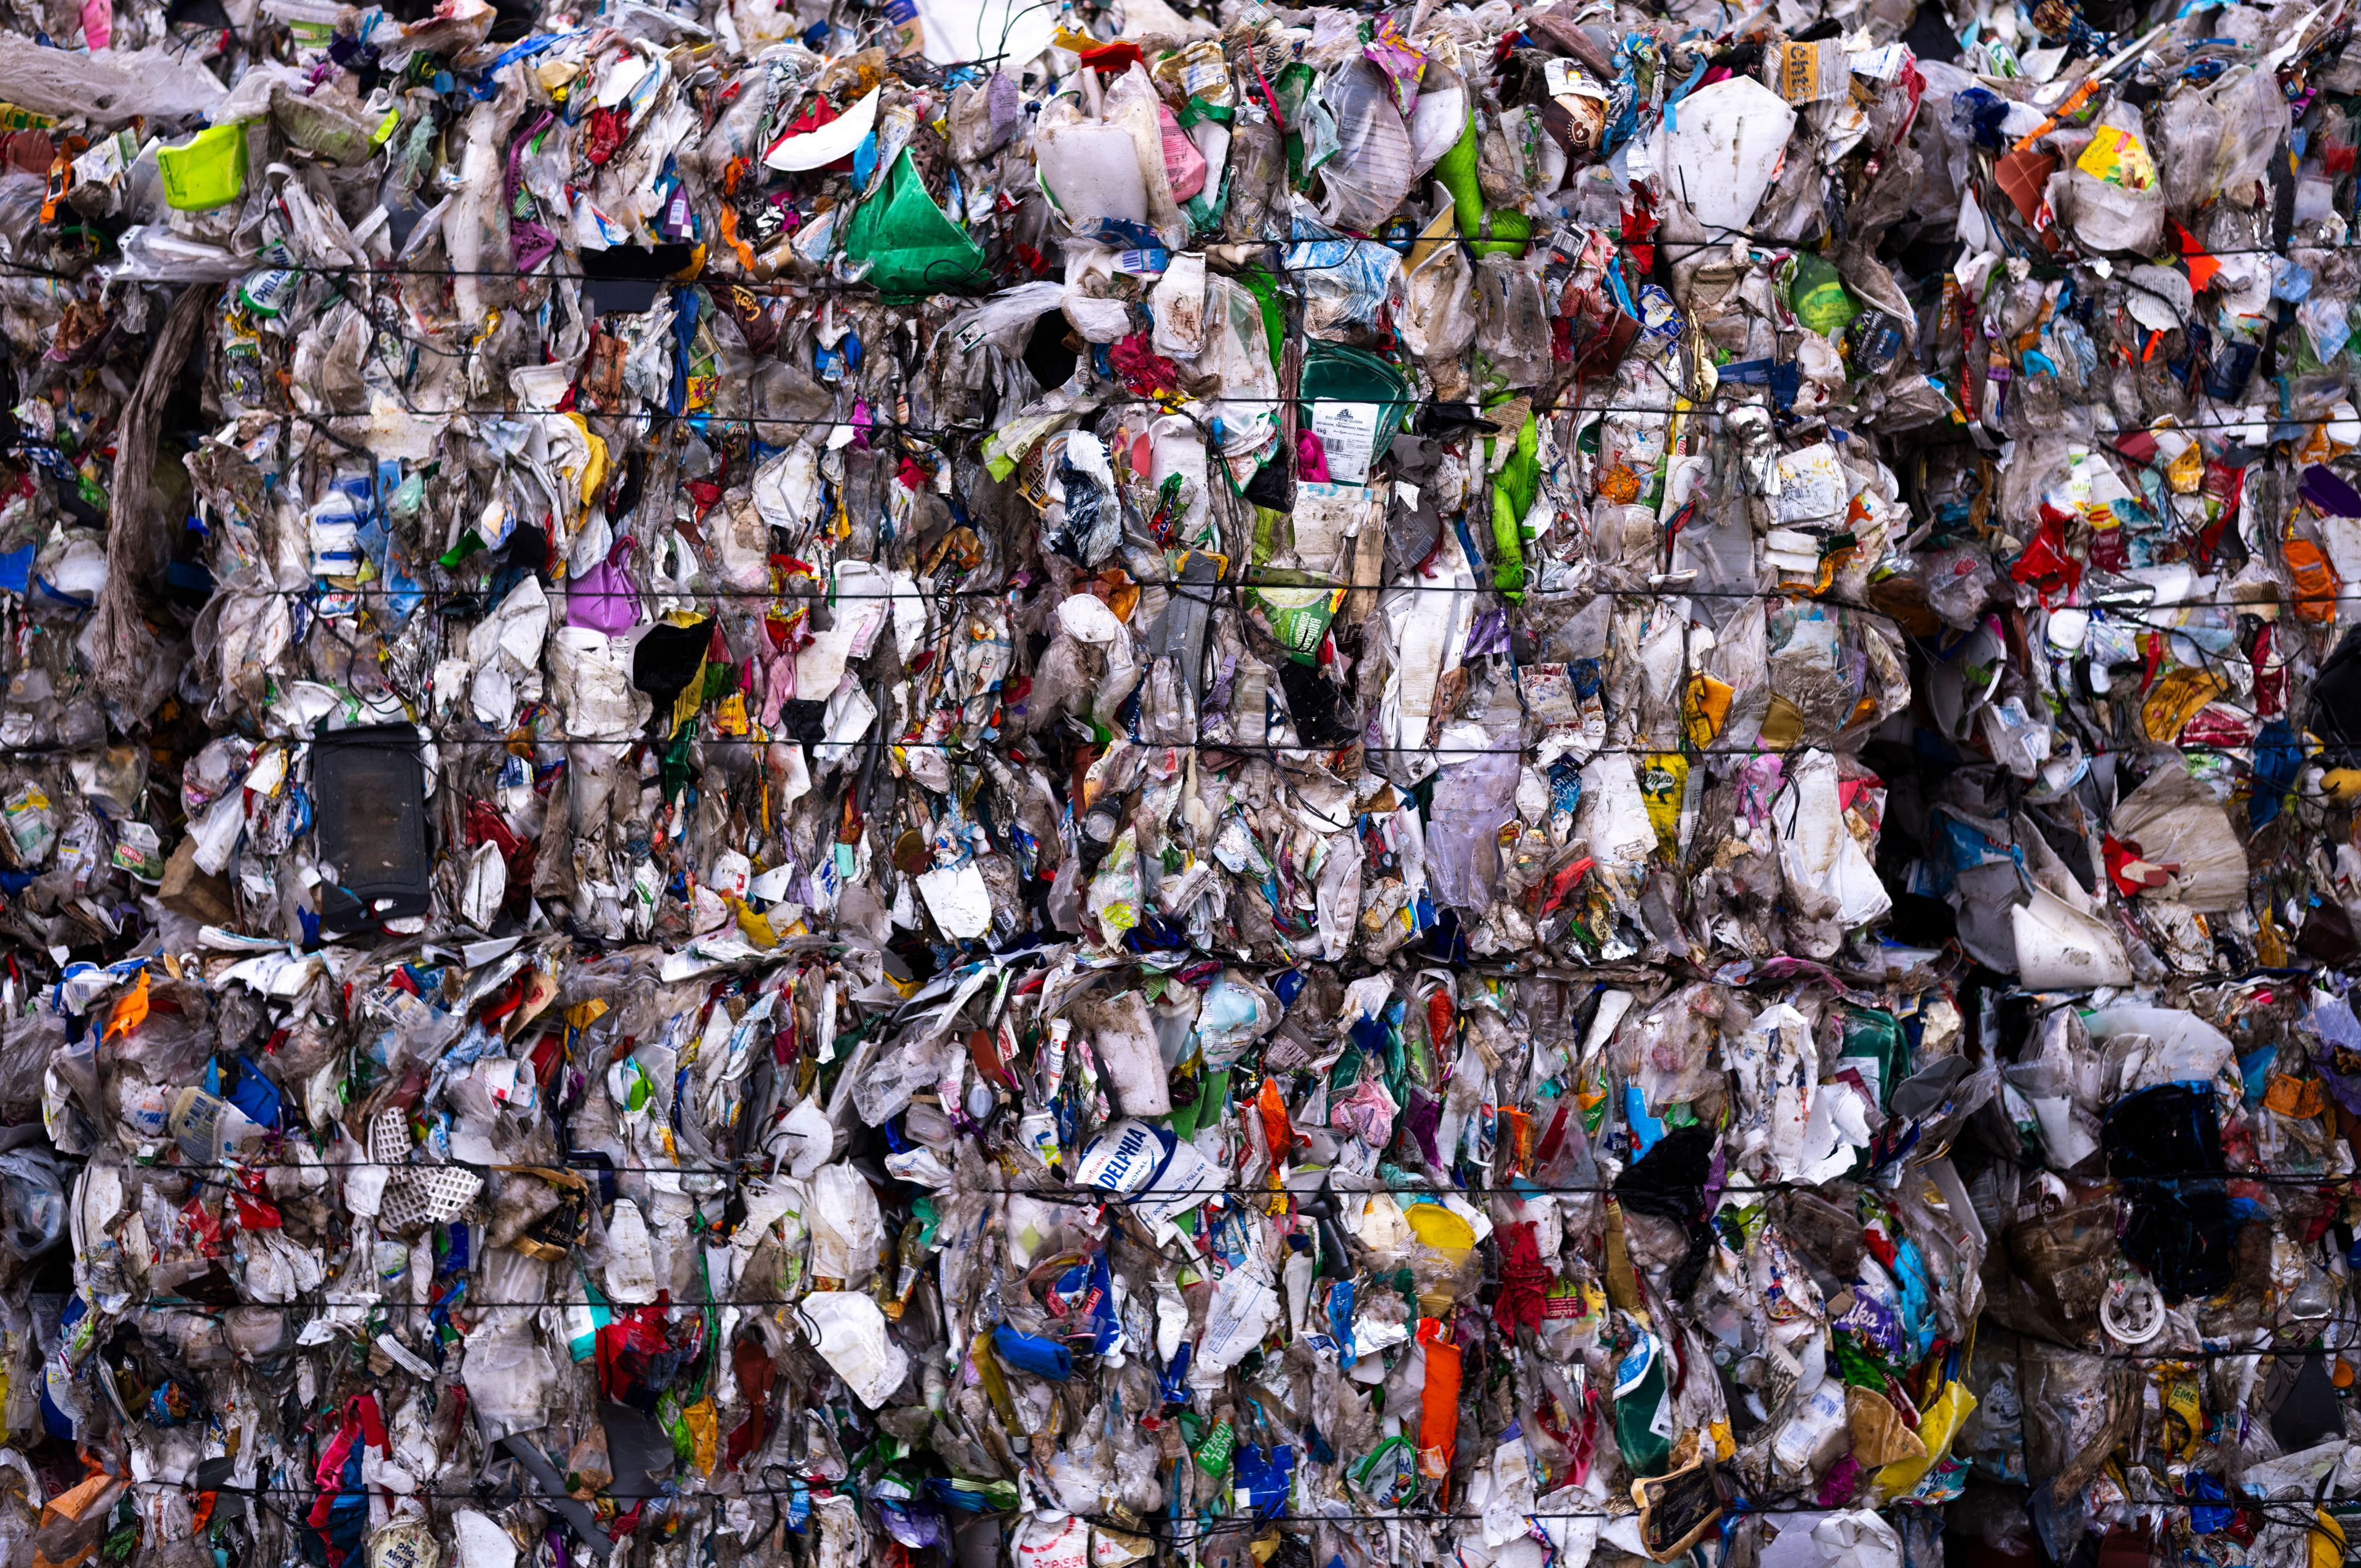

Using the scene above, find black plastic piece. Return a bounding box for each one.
[312,725,432,936]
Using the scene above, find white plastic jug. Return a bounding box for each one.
[1036,122,1150,231]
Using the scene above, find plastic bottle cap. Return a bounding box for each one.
[2101,1275,2164,1345]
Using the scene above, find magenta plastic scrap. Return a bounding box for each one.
[0,2,2352,1568]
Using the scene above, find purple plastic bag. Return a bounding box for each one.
[567,536,641,634]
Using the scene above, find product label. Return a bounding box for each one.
[111,821,162,879]
[1014,1516,1090,1568]
[2076,125,2156,191]
[73,131,133,187]
[1074,1120,1168,1195]
[240,269,300,319]
[1308,400,1380,485]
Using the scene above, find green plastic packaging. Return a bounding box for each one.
[1246,572,1345,664]
[1433,116,1530,257]
[1839,1004,1910,1112]
[1787,252,1859,339]
[840,148,991,297]
[1613,1330,1674,1478]
[1489,409,1540,600]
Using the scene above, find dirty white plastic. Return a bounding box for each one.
[916,862,993,939]
[2084,1004,2234,1085]
[807,1162,884,1284]
[2106,759,2247,912]
[1320,60,1414,231]
[601,1198,658,1304]
[2063,103,2164,255]
[1656,76,1797,235]
[0,36,226,122]
[451,1511,515,1568]
[1035,122,1150,231]
[1070,990,1171,1117]
[2011,885,2133,989]
[798,1291,909,1408]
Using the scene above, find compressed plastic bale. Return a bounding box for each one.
[5,5,2361,1566]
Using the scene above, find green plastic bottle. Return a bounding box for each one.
[1788,252,1859,339]
[1434,116,1531,258]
